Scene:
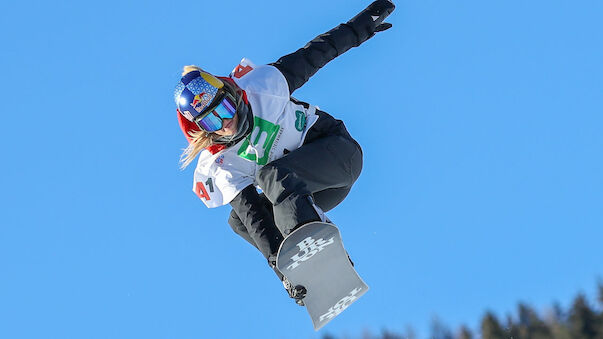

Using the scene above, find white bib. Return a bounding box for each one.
[192,59,319,208]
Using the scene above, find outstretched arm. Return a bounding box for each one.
[271,0,395,94]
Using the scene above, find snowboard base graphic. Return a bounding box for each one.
[276,222,369,330]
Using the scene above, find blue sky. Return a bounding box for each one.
[1,1,602,338]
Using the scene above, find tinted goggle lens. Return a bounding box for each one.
[195,94,237,132]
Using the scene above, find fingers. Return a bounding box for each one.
[374,23,393,33]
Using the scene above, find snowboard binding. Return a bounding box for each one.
[282,277,307,306]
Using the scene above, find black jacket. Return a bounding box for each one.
[229,0,395,259]
[272,0,395,94]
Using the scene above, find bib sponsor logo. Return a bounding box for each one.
[319,287,363,322]
[295,110,306,131]
[286,236,335,270]
[237,117,280,165]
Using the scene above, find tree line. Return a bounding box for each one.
[322,281,603,339]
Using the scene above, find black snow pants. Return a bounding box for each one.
[228,110,363,266]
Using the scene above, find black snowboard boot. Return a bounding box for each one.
[282,277,307,306]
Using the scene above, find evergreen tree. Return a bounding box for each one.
[569,294,599,339]
[505,314,520,339]
[457,325,473,339]
[596,282,603,339]
[380,329,405,339]
[597,282,603,339]
[516,303,552,339]
[480,311,506,339]
[548,302,572,339]
[323,281,603,339]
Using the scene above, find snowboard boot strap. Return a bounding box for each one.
[282,277,307,306]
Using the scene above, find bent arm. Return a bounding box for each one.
[271,0,395,94]
[229,185,283,259]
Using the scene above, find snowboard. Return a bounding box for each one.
[276,221,369,331]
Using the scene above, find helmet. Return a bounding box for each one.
[174,70,225,123]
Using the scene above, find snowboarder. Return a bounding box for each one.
[174,0,395,305]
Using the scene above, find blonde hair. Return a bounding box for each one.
[180,129,215,169]
[179,65,215,169]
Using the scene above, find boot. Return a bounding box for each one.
[282,277,307,306]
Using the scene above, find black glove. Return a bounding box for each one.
[347,0,396,44]
[368,0,396,32]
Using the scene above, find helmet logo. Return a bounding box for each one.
[191,92,212,113]
[181,110,194,121]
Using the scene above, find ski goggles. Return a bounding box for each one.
[194,92,237,132]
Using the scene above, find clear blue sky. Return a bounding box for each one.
[1,1,602,338]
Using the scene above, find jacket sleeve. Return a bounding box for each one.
[271,0,395,94]
[229,185,283,259]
